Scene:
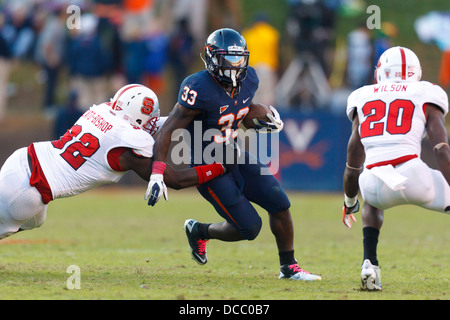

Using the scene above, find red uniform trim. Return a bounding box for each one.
[207,187,240,228]
[107,147,127,171]
[366,154,418,169]
[399,47,406,80]
[27,144,53,204]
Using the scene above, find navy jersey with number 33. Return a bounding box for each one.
[177,67,259,156]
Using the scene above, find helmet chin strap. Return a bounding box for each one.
[222,69,238,87]
[230,70,237,87]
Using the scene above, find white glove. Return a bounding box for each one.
[342,199,359,229]
[253,105,284,133]
[145,173,168,206]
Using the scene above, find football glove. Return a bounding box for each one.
[253,105,284,133]
[145,173,168,206]
[342,199,359,229]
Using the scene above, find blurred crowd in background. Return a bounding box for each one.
[0,0,449,135]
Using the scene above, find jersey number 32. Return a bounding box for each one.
[52,124,100,170]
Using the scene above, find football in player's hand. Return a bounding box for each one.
[242,103,272,129]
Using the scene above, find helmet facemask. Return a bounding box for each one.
[214,51,249,87]
[140,111,160,135]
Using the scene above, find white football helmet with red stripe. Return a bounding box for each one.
[110,84,160,135]
[374,46,422,84]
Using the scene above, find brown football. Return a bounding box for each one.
[242,103,272,129]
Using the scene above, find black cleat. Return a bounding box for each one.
[184,219,209,265]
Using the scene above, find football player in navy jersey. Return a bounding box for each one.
[145,28,321,281]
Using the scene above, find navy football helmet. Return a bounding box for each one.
[202,28,249,88]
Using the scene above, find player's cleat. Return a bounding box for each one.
[184,219,209,265]
[361,259,382,291]
[278,261,322,281]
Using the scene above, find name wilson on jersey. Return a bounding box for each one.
[373,84,408,93]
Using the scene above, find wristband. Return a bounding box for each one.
[195,163,224,184]
[346,162,362,171]
[433,142,449,151]
[344,194,358,207]
[152,161,166,175]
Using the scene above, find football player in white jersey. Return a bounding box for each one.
[342,47,450,291]
[0,84,227,241]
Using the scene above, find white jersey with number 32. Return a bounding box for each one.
[347,81,449,167]
[32,103,156,200]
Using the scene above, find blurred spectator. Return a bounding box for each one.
[142,22,169,95]
[124,0,153,13]
[0,11,12,121]
[34,5,68,111]
[346,22,373,89]
[208,0,242,32]
[168,18,194,101]
[166,0,207,50]
[242,13,280,106]
[94,0,127,93]
[276,0,335,109]
[4,0,35,60]
[439,49,450,90]
[97,13,124,79]
[414,11,450,89]
[120,0,154,86]
[286,0,335,76]
[121,20,147,84]
[53,90,83,140]
[67,13,111,110]
[372,22,398,67]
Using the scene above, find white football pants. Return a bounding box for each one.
[0,147,47,240]
[359,157,450,213]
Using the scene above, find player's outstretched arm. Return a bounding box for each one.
[153,103,201,163]
[118,149,225,189]
[426,103,450,185]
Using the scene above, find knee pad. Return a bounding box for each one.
[266,185,291,214]
[239,216,262,241]
[20,209,47,230]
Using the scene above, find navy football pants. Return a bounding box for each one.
[196,152,291,240]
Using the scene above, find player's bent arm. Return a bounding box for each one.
[146,104,202,206]
[342,116,364,226]
[153,103,202,163]
[343,116,365,199]
[425,103,450,185]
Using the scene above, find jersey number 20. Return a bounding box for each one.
[360,99,415,138]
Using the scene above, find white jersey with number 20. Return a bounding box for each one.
[347,81,448,167]
[346,81,450,213]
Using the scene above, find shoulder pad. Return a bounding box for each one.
[120,125,155,158]
[420,81,448,115]
[346,87,363,121]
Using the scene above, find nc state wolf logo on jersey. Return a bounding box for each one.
[141,97,154,115]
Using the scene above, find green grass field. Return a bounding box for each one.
[0,187,448,301]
